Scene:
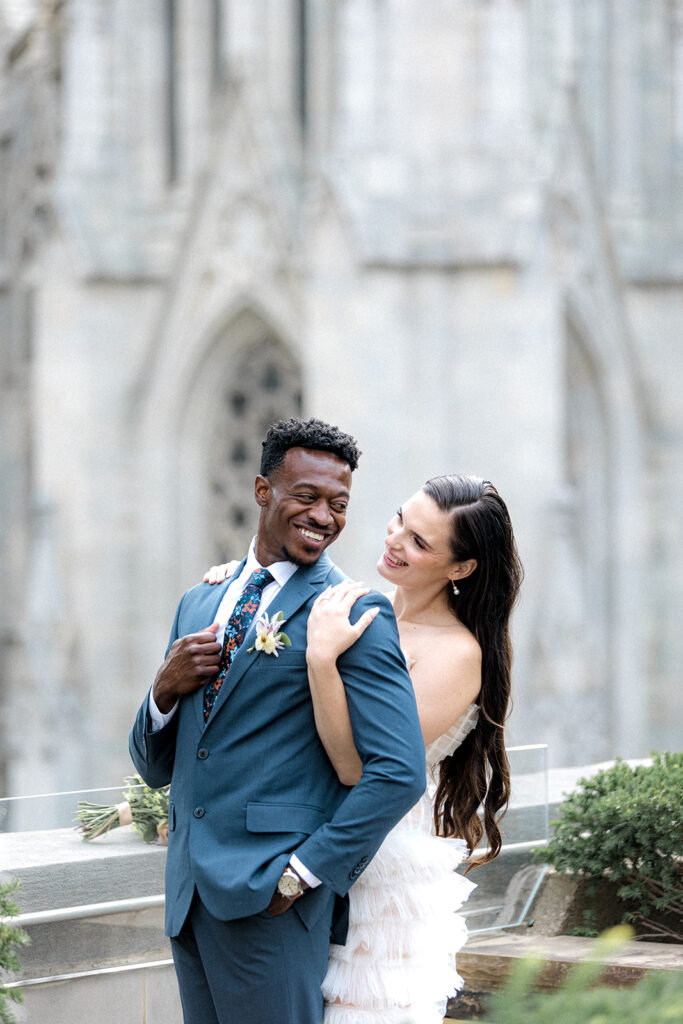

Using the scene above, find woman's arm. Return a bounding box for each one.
[306,582,380,786]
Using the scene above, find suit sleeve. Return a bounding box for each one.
[128,593,184,789]
[293,592,426,895]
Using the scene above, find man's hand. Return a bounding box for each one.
[265,890,297,916]
[152,623,222,713]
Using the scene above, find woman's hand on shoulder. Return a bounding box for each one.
[307,581,380,665]
[203,560,241,584]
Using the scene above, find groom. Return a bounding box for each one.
[129,417,425,1024]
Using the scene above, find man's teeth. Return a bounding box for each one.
[299,528,324,542]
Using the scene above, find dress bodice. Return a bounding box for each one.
[425,703,479,769]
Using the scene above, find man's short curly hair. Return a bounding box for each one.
[260,418,362,477]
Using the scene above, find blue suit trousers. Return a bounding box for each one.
[171,890,335,1024]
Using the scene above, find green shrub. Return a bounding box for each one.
[537,752,683,942]
[486,927,683,1023]
[0,879,29,1024]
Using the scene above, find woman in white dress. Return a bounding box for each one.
[205,474,522,1024]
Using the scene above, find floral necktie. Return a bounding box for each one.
[203,567,274,722]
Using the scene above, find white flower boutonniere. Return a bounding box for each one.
[248,610,292,657]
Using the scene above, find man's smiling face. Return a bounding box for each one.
[254,447,352,567]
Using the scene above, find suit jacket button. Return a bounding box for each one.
[197,748,209,760]
[193,807,205,818]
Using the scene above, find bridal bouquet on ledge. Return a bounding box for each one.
[74,775,170,844]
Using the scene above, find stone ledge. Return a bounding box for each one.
[0,825,166,913]
[458,931,683,990]
[447,931,683,1019]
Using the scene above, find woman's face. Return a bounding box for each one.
[377,489,460,590]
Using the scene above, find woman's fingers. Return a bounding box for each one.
[313,582,370,617]
[341,583,370,608]
[309,582,378,644]
[317,581,369,601]
[351,606,380,638]
[203,565,224,584]
[204,561,240,584]
[307,580,381,661]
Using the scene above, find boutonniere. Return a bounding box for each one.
[248,610,292,657]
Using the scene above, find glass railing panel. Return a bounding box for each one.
[462,743,549,934]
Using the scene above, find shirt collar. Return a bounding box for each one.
[244,537,298,589]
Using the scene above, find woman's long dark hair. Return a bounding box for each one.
[423,475,523,871]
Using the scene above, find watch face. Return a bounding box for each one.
[277,873,301,898]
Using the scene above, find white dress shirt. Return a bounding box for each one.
[147,538,319,888]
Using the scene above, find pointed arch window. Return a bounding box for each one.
[208,334,303,561]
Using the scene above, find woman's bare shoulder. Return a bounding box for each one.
[411,619,480,665]
[410,622,481,694]
[409,626,481,743]
[446,622,481,667]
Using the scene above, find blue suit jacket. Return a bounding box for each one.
[129,552,426,938]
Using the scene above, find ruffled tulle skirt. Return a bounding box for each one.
[322,824,476,1024]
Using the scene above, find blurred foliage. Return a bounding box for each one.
[0,879,29,1024]
[486,926,683,1023]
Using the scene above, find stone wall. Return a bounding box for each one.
[0,0,681,805]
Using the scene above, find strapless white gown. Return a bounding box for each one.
[322,702,480,1024]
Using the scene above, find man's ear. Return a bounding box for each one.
[254,475,271,507]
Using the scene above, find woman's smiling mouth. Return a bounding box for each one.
[383,548,408,568]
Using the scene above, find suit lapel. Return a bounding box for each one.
[203,553,339,729]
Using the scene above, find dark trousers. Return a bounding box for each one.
[170,891,334,1024]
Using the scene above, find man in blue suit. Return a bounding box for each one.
[130,418,425,1024]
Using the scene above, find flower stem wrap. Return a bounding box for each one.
[74,775,170,843]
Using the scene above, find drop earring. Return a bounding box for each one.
[451,580,460,596]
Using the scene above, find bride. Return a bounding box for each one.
[205,474,522,1024]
